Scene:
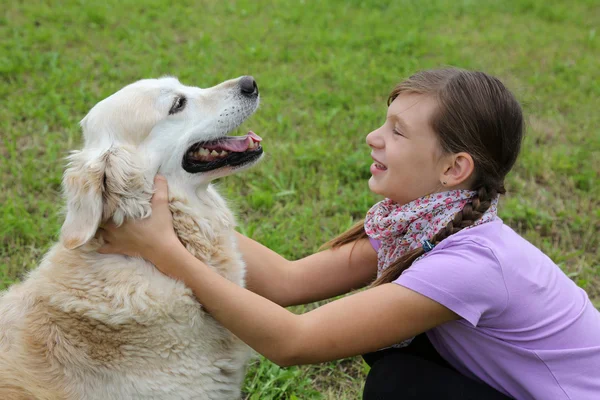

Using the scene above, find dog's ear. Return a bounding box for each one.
[60,147,152,250]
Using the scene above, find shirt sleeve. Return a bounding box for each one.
[393,239,509,327]
[369,238,381,252]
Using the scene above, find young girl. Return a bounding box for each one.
[99,68,600,399]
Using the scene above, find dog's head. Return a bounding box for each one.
[60,76,262,249]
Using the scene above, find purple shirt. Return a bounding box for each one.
[371,219,600,399]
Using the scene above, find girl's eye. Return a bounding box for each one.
[169,96,187,115]
[393,128,404,137]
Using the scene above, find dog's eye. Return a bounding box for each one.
[169,96,187,115]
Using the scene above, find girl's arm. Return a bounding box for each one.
[150,238,458,367]
[99,177,458,367]
[236,232,378,307]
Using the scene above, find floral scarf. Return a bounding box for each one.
[365,190,499,277]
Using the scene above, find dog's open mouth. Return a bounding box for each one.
[182,131,263,173]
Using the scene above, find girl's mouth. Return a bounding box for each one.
[370,162,387,175]
[371,154,387,171]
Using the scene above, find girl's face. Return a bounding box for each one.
[366,93,447,205]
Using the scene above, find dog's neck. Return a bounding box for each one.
[166,182,243,283]
[169,182,236,238]
[168,182,236,229]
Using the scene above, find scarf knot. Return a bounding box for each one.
[365,190,498,277]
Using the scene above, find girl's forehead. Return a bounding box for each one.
[387,93,437,131]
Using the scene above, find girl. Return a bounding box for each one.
[99,68,600,399]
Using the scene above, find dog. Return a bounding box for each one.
[0,75,264,399]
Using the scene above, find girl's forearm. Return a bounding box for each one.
[235,233,378,308]
[149,241,301,366]
[233,232,295,306]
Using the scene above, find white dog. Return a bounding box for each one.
[0,76,264,399]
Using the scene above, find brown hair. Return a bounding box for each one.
[325,68,524,286]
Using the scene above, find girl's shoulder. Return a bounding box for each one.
[433,218,539,263]
[426,218,565,295]
[398,218,570,327]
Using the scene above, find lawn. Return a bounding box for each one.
[1,0,598,398]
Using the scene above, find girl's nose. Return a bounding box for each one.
[366,128,384,149]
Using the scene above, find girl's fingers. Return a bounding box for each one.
[96,227,108,242]
[99,221,117,232]
[97,244,112,254]
[152,175,169,207]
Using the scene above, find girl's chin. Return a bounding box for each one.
[368,177,384,195]
[368,177,402,201]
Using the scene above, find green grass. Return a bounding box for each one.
[1,0,599,398]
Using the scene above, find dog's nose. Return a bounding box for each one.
[239,76,258,97]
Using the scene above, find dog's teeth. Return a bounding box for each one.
[247,137,254,149]
[220,150,228,156]
[201,148,209,156]
[211,150,219,157]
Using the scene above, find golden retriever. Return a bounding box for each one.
[0,75,263,399]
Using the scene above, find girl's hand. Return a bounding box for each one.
[98,175,182,265]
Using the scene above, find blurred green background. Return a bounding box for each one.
[1,1,598,398]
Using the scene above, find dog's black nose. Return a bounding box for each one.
[239,76,258,97]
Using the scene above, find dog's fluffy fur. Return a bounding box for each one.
[0,76,263,399]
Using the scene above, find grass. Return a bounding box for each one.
[1,0,598,398]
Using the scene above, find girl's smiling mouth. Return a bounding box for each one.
[371,155,387,174]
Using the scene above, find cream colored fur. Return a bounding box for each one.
[0,76,262,399]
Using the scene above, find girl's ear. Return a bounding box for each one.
[60,146,152,250]
[440,152,475,188]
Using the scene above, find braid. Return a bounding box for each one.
[432,186,496,244]
[371,185,499,287]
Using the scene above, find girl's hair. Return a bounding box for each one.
[325,68,524,286]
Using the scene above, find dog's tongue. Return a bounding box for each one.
[206,131,262,152]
